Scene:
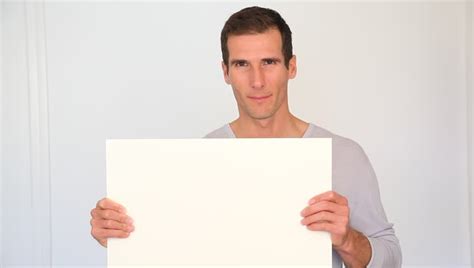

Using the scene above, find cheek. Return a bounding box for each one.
[267,72,288,90]
[229,74,249,93]
[230,82,246,100]
[228,71,241,83]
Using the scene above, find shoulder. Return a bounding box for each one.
[307,123,366,157]
[312,124,380,208]
[203,124,235,139]
[308,123,373,191]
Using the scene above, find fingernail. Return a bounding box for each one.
[309,199,316,205]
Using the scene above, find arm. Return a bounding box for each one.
[300,140,402,267]
[300,191,371,268]
[334,227,371,267]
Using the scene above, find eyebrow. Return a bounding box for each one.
[229,57,282,65]
[261,57,282,63]
[230,59,248,65]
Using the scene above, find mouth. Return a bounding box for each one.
[248,94,272,101]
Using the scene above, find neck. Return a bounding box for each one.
[230,111,308,138]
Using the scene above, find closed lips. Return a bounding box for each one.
[248,94,272,100]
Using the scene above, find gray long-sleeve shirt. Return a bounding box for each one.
[205,123,402,268]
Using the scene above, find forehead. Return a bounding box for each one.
[226,28,283,59]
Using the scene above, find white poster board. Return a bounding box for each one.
[106,139,332,267]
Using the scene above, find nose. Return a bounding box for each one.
[250,66,265,89]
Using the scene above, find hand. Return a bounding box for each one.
[90,198,135,247]
[300,191,351,249]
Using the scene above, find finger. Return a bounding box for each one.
[91,219,135,232]
[307,221,348,237]
[91,227,131,241]
[90,208,104,219]
[300,211,344,226]
[308,191,348,206]
[94,208,133,224]
[300,201,349,217]
[96,198,127,213]
[98,238,107,248]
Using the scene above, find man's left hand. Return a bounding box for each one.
[300,190,352,248]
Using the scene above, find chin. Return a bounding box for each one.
[241,105,276,120]
[249,112,275,120]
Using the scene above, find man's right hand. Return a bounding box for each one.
[90,198,135,247]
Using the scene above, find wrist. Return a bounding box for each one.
[334,228,357,254]
[333,228,372,268]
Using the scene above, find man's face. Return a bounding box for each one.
[222,28,296,121]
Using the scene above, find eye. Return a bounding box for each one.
[234,61,248,67]
[263,59,277,65]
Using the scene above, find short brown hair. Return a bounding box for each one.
[220,6,293,69]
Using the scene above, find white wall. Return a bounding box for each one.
[2,2,52,266]
[1,1,3,266]
[2,2,35,265]
[467,0,474,265]
[2,1,472,267]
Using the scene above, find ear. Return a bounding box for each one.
[222,61,231,85]
[288,55,297,79]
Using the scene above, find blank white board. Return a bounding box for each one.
[107,139,332,267]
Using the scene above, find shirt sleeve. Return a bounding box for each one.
[334,139,402,267]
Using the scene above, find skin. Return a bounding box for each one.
[222,28,307,138]
[300,191,372,268]
[90,28,372,267]
[90,198,134,247]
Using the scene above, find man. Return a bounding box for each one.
[90,6,402,267]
